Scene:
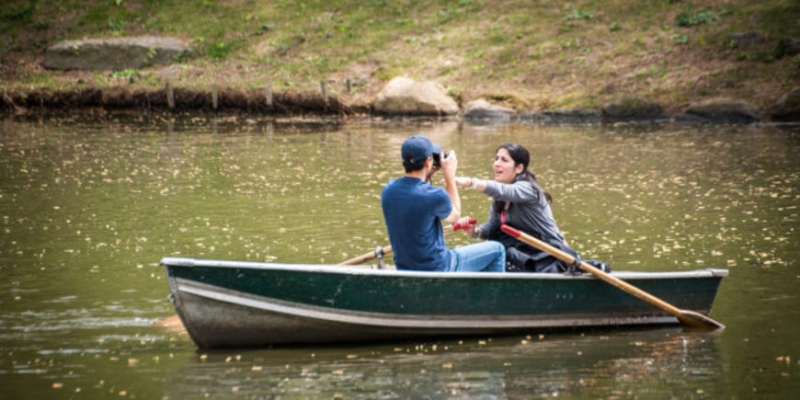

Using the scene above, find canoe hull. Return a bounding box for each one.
[162,257,727,348]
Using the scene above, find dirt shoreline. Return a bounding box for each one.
[2,87,364,116]
[2,85,796,124]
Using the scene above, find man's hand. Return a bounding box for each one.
[453,176,472,187]
[440,150,457,180]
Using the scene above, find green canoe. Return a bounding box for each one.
[161,257,727,348]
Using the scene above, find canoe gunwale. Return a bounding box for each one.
[160,256,729,280]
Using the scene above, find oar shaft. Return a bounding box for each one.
[339,245,393,266]
[501,224,723,329]
[513,228,683,315]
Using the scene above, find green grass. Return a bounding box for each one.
[1,0,799,111]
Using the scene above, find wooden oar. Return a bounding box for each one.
[339,244,392,266]
[155,218,478,333]
[339,218,476,266]
[500,224,725,330]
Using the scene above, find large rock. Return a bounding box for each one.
[462,99,514,122]
[772,87,800,122]
[602,96,669,122]
[42,36,194,71]
[374,77,459,116]
[775,38,800,59]
[676,98,762,124]
[526,108,602,124]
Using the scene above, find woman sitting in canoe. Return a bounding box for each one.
[455,143,609,273]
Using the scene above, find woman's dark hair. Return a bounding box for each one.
[493,143,552,215]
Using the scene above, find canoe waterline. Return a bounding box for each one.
[161,257,728,348]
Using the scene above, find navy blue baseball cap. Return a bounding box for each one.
[401,135,442,164]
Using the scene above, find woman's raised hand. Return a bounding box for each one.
[454,176,472,187]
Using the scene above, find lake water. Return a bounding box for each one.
[1,113,799,399]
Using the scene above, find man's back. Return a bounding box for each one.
[381,176,452,271]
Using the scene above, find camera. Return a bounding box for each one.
[432,152,447,167]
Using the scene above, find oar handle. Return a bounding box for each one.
[451,218,477,231]
[500,224,724,330]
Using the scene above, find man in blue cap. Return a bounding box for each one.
[381,135,506,272]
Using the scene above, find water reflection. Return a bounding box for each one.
[166,329,727,399]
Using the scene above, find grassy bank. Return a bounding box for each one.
[2,0,799,113]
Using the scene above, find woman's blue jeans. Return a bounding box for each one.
[446,241,506,272]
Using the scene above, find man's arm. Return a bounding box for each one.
[440,150,461,224]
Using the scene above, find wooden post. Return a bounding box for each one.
[166,81,175,110]
[212,84,219,111]
[320,80,328,105]
[265,85,273,108]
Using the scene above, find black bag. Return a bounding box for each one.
[505,244,611,274]
[506,246,562,273]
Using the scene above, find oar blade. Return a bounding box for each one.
[680,310,726,330]
[152,314,188,334]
